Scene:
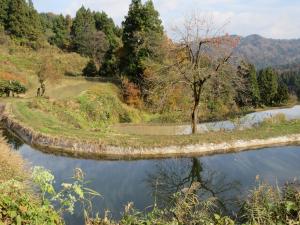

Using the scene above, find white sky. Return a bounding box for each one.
[33,0,300,39]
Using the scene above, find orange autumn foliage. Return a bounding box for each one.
[121,77,143,109]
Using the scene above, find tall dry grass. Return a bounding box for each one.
[0,136,25,182]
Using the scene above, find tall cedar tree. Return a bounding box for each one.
[71,6,96,55]
[275,82,289,104]
[121,0,163,86]
[49,14,71,49]
[258,67,278,106]
[7,0,42,41]
[249,64,261,106]
[236,61,260,107]
[0,0,9,27]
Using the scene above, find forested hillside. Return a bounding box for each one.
[0,0,296,128]
[236,34,300,69]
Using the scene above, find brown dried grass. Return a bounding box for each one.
[0,136,26,182]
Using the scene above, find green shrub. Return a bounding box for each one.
[83,60,98,77]
[9,80,27,95]
[0,79,27,97]
[0,180,63,225]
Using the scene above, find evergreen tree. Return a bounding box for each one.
[120,0,164,85]
[249,64,261,106]
[275,82,289,104]
[39,12,56,32]
[235,62,260,107]
[0,0,9,27]
[94,11,117,40]
[49,14,71,49]
[258,67,279,106]
[71,6,96,55]
[7,0,42,42]
[99,46,120,77]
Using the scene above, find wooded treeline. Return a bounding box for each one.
[0,0,294,130]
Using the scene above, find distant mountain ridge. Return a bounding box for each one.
[235,34,300,69]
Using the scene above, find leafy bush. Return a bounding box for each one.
[0,180,63,225]
[83,60,98,77]
[0,79,27,97]
[32,167,101,216]
[9,80,27,95]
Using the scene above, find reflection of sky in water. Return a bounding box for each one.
[13,143,300,225]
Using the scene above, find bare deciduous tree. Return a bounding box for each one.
[37,56,60,97]
[86,31,109,69]
[173,14,239,133]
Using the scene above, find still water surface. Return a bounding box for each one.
[3,128,300,224]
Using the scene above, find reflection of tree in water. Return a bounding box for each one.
[0,127,23,150]
[147,158,241,214]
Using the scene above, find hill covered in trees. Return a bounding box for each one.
[236,34,300,69]
[0,0,296,127]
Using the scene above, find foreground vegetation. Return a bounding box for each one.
[87,181,300,225]
[0,137,62,224]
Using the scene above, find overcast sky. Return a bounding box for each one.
[33,0,300,39]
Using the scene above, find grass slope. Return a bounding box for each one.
[11,83,149,140]
[0,40,88,96]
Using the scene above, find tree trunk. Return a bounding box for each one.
[191,100,200,134]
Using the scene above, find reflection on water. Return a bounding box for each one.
[146,158,241,214]
[1,128,23,150]
[114,105,300,135]
[2,127,300,224]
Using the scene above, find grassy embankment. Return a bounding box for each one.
[0,41,88,95]
[8,93,300,148]
[1,42,300,150]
